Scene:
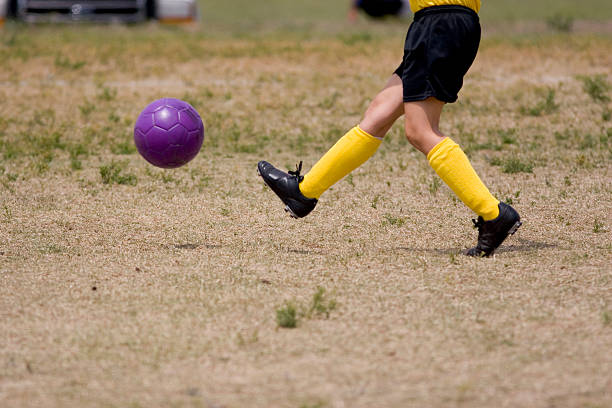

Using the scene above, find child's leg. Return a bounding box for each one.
[299,75,404,199]
[404,97,500,221]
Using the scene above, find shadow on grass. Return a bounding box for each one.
[393,238,559,256]
[285,248,325,255]
[173,243,222,250]
[494,238,560,254]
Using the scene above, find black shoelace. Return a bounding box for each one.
[472,217,485,229]
[288,161,304,183]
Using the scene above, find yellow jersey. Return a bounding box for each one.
[409,0,481,13]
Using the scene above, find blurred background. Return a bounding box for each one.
[197,0,612,34]
[2,0,612,36]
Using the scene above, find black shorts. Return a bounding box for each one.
[394,5,481,103]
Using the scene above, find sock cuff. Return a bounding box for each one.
[355,125,383,144]
[427,137,457,162]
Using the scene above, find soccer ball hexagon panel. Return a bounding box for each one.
[134,98,204,169]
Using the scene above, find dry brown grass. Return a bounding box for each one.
[0,26,611,408]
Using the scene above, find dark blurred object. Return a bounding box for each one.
[0,0,198,24]
[349,0,409,20]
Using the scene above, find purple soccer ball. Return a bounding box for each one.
[134,98,204,169]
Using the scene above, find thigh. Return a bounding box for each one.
[360,74,404,138]
[367,74,404,117]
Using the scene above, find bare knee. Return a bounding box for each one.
[404,120,441,155]
[360,96,403,138]
[403,120,422,145]
[403,99,446,154]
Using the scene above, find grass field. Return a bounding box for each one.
[199,0,612,29]
[1,1,612,407]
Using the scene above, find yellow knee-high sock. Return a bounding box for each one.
[299,126,381,199]
[428,137,500,221]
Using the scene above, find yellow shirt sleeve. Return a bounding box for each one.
[409,0,480,13]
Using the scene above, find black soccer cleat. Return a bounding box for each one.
[257,160,318,219]
[465,202,522,257]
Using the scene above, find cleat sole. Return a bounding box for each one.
[285,205,298,219]
[508,221,522,235]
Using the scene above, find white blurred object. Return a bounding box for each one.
[0,0,7,25]
[156,0,198,24]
